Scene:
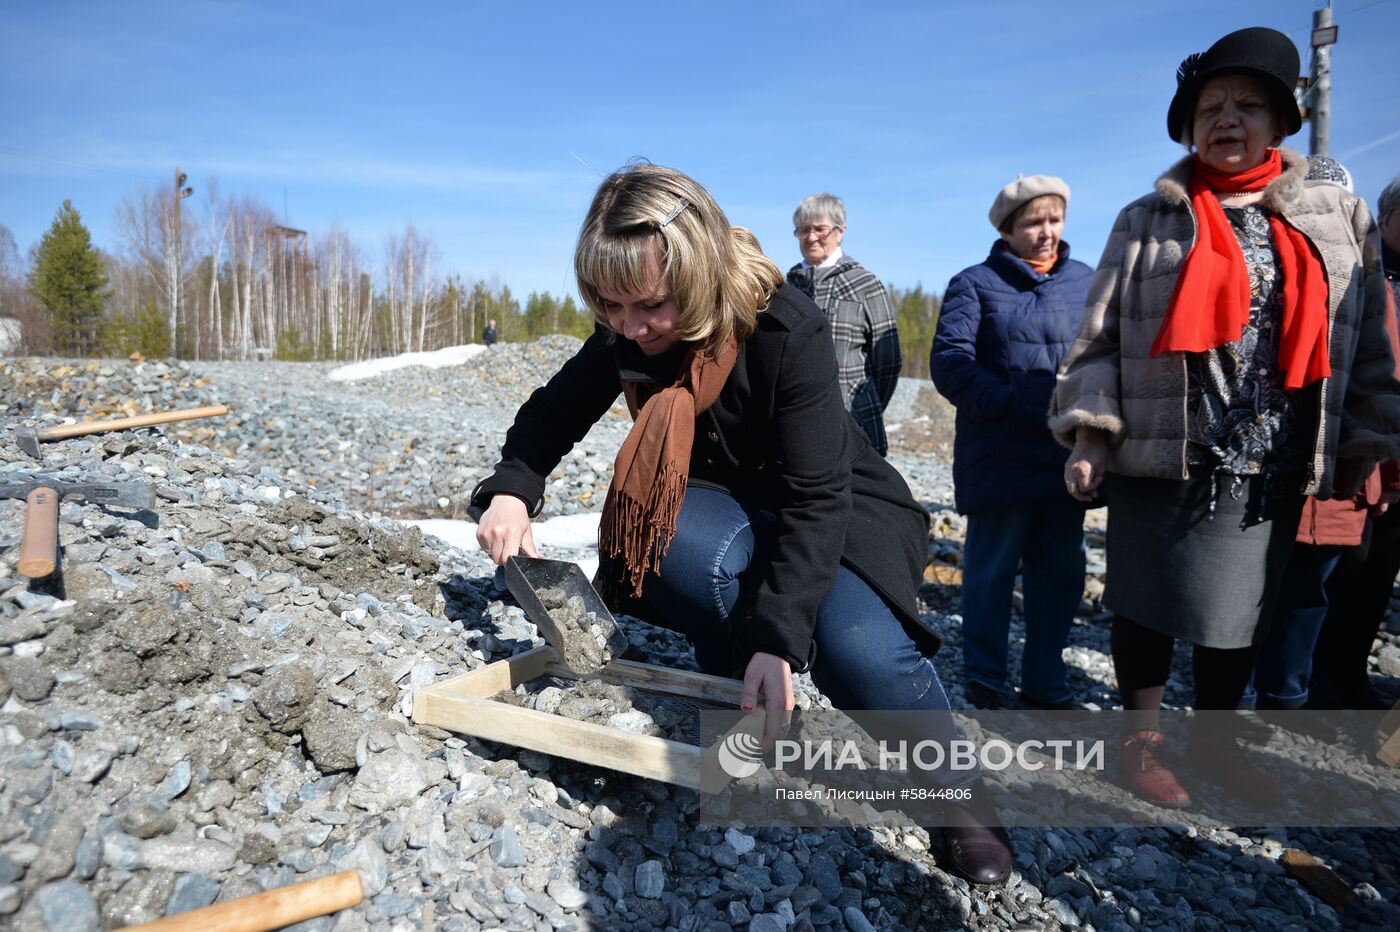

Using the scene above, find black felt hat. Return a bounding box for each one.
[1166,26,1302,143]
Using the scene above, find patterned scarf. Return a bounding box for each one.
[599,338,739,596]
[1150,149,1331,390]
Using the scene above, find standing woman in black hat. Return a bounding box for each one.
[1049,27,1400,808]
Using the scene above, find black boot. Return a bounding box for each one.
[941,780,1013,885]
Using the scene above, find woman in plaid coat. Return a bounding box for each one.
[786,193,902,456]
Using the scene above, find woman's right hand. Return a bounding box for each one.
[475,495,540,565]
[741,652,795,751]
[1065,428,1108,502]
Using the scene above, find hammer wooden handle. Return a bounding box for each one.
[39,405,229,441]
[122,869,364,932]
[17,486,58,579]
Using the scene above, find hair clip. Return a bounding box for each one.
[658,198,691,229]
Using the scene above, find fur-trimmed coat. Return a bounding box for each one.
[1049,147,1400,498]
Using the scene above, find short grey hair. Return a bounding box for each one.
[793,193,845,231]
[1379,176,1400,222]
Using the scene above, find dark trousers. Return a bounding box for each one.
[1312,508,1400,704]
[1241,544,1344,708]
[960,498,1086,704]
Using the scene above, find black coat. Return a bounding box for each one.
[471,283,935,671]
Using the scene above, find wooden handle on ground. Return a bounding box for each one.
[38,405,229,441]
[122,869,364,932]
[17,486,58,578]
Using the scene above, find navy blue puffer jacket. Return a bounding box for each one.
[930,240,1094,514]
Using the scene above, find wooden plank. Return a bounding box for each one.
[431,646,557,699]
[413,688,703,790]
[41,404,229,440]
[1376,698,1400,766]
[540,657,745,706]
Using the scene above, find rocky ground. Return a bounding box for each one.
[1,348,1399,931]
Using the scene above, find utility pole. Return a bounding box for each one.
[171,167,194,358]
[1308,2,1337,158]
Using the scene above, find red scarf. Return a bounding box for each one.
[1149,150,1331,390]
[1025,251,1058,275]
[599,339,739,597]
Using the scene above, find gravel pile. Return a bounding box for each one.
[2,343,627,522]
[1,349,1398,931]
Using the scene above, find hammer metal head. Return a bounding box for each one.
[13,425,39,458]
[0,478,153,510]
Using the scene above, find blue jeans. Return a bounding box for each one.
[639,486,975,787]
[1242,544,1343,708]
[961,499,1086,703]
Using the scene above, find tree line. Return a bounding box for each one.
[0,177,939,375]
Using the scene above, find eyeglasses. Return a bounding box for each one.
[794,224,838,238]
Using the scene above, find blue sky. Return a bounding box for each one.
[2,0,1397,303]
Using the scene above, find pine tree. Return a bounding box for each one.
[30,200,109,356]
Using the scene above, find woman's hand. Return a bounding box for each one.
[475,495,540,565]
[1371,488,1400,517]
[741,651,794,750]
[1065,427,1109,502]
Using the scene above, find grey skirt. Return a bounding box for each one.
[1102,472,1304,649]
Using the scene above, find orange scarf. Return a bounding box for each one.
[1150,150,1330,390]
[1025,252,1058,275]
[599,338,739,596]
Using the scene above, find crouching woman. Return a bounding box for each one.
[471,162,1013,884]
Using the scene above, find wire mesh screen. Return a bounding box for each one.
[492,672,733,748]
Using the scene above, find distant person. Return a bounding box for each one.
[1051,27,1400,808]
[483,319,498,346]
[930,175,1094,711]
[785,194,901,456]
[1308,174,1400,710]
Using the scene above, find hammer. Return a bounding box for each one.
[122,869,364,931]
[0,478,152,578]
[13,404,228,458]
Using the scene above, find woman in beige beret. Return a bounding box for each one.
[930,175,1094,714]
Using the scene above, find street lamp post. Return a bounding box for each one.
[1309,3,1338,158]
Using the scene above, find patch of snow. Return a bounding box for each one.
[409,512,600,580]
[328,344,488,382]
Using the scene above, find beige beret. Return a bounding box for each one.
[988,175,1071,230]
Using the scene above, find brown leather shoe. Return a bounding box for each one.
[1119,730,1192,808]
[942,784,1013,885]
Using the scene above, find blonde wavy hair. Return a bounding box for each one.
[575,163,784,355]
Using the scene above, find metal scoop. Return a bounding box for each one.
[504,556,618,655]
